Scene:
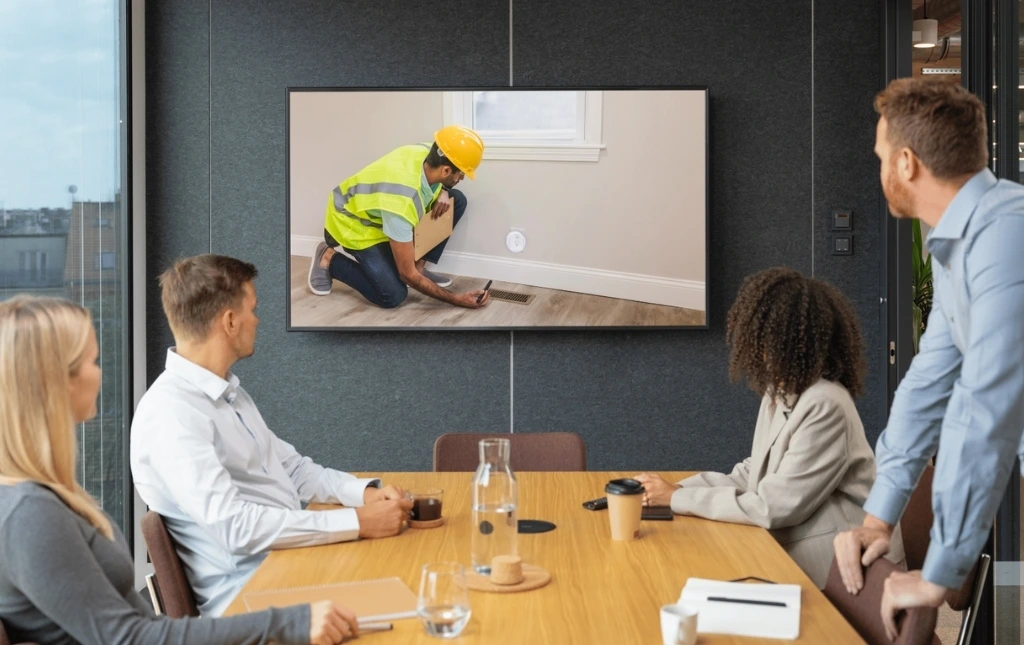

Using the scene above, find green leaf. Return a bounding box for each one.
[912,302,923,354]
[909,219,933,355]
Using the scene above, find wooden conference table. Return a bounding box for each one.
[225,472,864,644]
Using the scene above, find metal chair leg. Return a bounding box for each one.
[145,573,164,616]
[956,554,991,645]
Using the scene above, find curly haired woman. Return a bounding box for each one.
[636,267,904,588]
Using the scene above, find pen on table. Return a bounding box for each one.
[358,622,393,632]
[477,280,493,303]
[706,596,787,608]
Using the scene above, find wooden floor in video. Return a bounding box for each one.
[289,255,706,328]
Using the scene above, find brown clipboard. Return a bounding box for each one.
[413,204,454,261]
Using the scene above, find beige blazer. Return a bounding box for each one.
[670,379,904,588]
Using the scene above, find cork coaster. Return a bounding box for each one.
[408,517,445,529]
[466,564,551,593]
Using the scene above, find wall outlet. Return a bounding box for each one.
[506,230,526,253]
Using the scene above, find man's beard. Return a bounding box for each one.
[883,165,914,219]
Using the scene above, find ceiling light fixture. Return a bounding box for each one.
[913,0,938,48]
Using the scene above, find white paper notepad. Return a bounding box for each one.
[679,578,801,640]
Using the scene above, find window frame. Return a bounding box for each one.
[128,0,149,590]
[442,90,605,162]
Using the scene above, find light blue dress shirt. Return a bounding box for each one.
[131,350,380,616]
[864,169,1024,589]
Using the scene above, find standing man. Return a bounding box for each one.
[833,77,1024,639]
[132,254,413,617]
[307,125,490,309]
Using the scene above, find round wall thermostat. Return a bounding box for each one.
[506,231,526,253]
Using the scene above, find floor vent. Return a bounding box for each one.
[489,289,535,305]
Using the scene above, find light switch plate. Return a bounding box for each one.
[832,234,853,255]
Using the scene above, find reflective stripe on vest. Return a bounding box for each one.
[332,181,425,222]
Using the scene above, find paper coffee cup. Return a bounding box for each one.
[660,603,698,645]
[605,478,644,541]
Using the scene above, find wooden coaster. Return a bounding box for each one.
[408,517,445,529]
[466,564,551,593]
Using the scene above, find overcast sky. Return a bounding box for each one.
[0,0,120,209]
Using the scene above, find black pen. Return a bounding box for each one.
[706,596,787,608]
[477,280,492,303]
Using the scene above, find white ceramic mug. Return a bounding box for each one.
[660,603,698,645]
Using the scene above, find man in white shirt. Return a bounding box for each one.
[131,253,413,617]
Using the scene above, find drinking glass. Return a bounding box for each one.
[417,562,471,639]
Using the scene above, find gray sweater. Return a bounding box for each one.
[0,483,309,645]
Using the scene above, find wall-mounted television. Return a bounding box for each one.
[286,86,708,331]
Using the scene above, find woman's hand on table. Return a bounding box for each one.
[634,473,681,507]
[309,600,358,644]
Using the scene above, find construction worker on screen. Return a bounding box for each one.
[307,125,490,310]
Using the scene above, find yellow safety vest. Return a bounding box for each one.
[324,144,441,251]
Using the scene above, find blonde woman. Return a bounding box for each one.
[0,296,356,645]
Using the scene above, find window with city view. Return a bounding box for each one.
[0,1,129,532]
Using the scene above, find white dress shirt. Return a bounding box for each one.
[130,349,380,617]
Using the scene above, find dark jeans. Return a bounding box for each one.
[324,188,466,308]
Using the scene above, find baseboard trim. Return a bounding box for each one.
[290,235,706,311]
[291,235,322,257]
[435,251,706,311]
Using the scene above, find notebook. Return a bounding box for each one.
[678,578,802,640]
[243,577,418,622]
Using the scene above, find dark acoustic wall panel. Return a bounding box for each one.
[146,0,886,474]
[812,0,887,444]
[145,0,213,387]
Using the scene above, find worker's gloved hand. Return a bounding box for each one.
[430,191,451,220]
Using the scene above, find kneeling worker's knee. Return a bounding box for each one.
[378,284,409,309]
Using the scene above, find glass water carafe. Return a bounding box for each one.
[470,438,518,574]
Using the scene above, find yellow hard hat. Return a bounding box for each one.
[434,125,484,179]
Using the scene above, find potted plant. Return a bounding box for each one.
[911,219,933,354]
